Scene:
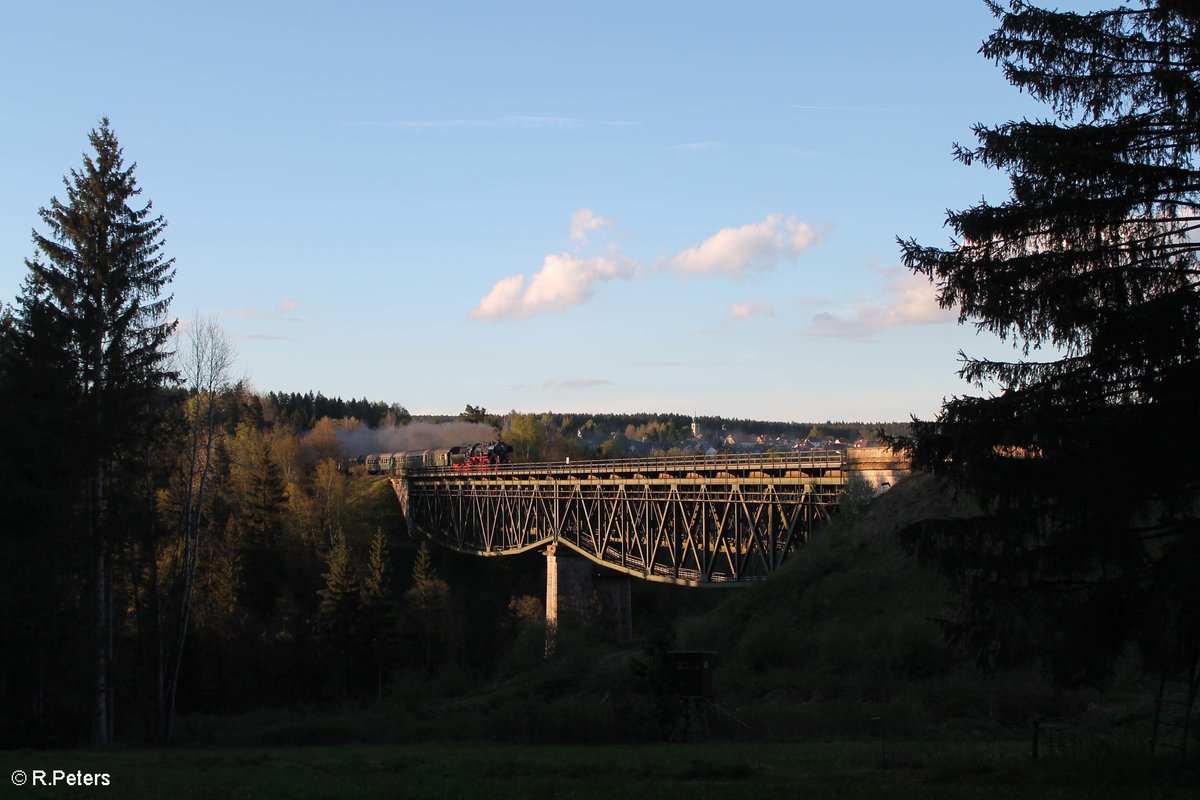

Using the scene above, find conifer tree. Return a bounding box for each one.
[406,542,452,674]
[360,528,397,698]
[11,119,175,744]
[898,1,1200,696]
[0,286,89,744]
[318,530,360,697]
[232,429,288,616]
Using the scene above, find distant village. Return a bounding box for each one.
[576,416,893,459]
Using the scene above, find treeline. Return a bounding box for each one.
[267,391,410,430]
[495,410,907,444]
[453,406,909,462]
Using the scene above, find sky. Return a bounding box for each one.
[0,1,1089,422]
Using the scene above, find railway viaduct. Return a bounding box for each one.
[389,446,909,640]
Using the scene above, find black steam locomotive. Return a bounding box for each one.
[348,441,512,474]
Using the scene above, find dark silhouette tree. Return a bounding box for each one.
[360,528,397,699]
[231,425,288,616]
[0,287,90,745]
[897,0,1200,704]
[317,530,360,698]
[406,542,453,674]
[11,119,176,744]
[459,403,501,428]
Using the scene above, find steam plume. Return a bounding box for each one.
[337,422,500,456]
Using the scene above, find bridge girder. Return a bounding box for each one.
[393,452,849,586]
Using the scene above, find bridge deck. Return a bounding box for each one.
[411,450,845,481]
[393,450,857,586]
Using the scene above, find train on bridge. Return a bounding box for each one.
[343,444,912,586]
[342,440,513,474]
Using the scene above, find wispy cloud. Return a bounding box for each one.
[237,333,292,341]
[356,116,637,131]
[471,211,827,321]
[672,140,725,154]
[224,297,302,322]
[777,146,826,158]
[569,208,613,244]
[728,300,775,321]
[803,270,954,339]
[789,103,901,113]
[508,377,614,391]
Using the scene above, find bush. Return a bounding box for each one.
[736,612,808,672]
[495,623,548,679]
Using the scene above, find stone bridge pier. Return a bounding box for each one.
[544,544,632,653]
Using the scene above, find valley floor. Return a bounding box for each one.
[1,738,1194,799]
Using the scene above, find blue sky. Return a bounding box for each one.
[0,1,1083,421]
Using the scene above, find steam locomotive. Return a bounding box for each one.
[346,441,513,474]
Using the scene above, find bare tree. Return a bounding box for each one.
[158,316,235,741]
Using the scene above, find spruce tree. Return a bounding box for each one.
[232,428,288,616]
[406,542,452,674]
[0,285,89,744]
[317,530,360,697]
[898,1,1200,696]
[361,529,397,698]
[13,119,175,744]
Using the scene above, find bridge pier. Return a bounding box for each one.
[544,545,632,653]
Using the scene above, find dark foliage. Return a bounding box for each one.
[896,1,1200,689]
[0,120,177,746]
[267,390,409,429]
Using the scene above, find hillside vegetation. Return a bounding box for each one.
[456,473,1151,742]
[162,473,1165,751]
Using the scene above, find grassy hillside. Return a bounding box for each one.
[404,474,1128,744]
[168,474,1163,751]
[669,474,1150,739]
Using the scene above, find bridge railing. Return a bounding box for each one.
[405,448,846,478]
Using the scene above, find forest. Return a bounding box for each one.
[0,351,902,748]
[4,1,1199,767]
[0,132,901,747]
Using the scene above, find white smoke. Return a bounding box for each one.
[337,422,501,457]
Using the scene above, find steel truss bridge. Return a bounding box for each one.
[389,449,900,587]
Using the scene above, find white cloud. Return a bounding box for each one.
[569,208,613,243]
[471,211,826,321]
[873,272,952,327]
[804,271,954,338]
[471,274,527,320]
[729,300,775,320]
[670,214,824,277]
[469,253,629,320]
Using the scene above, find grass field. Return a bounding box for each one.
[1,739,1195,799]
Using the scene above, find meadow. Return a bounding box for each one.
[2,738,1195,799]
